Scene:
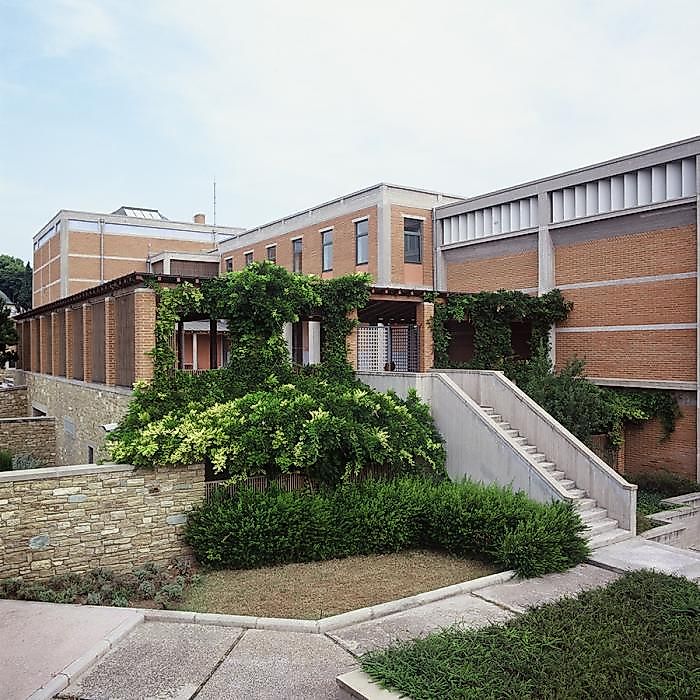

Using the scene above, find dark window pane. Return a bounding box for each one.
[244,252,253,266]
[293,239,303,272]
[322,230,333,271]
[225,258,233,271]
[267,246,276,262]
[404,219,422,263]
[355,220,369,265]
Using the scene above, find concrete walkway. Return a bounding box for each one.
[588,536,700,581]
[0,600,142,700]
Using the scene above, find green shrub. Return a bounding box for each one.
[0,449,12,471]
[627,470,700,498]
[109,380,445,488]
[11,454,45,470]
[185,478,588,578]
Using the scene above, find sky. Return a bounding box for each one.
[1,0,699,263]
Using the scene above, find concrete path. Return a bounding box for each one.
[46,563,617,699]
[0,600,142,700]
[588,536,700,581]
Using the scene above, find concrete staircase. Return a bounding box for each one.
[480,405,632,549]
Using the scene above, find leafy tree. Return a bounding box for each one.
[0,255,32,311]
[0,298,17,365]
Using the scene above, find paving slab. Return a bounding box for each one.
[59,621,242,700]
[0,599,141,700]
[588,537,700,581]
[196,629,357,700]
[327,592,513,656]
[473,563,620,613]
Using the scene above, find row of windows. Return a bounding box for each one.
[223,217,423,272]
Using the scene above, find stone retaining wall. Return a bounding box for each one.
[0,386,28,418]
[0,416,56,464]
[0,463,204,580]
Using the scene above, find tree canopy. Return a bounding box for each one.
[0,255,32,311]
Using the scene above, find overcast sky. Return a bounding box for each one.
[1,0,699,263]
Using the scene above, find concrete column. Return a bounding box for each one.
[282,322,293,360]
[50,312,60,376]
[133,288,156,383]
[64,308,73,379]
[346,310,358,371]
[416,301,435,372]
[104,297,117,386]
[192,332,198,370]
[82,303,93,384]
[537,191,556,366]
[376,185,392,286]
[308,320,321,365]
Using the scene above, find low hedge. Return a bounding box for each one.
[185,478,589,578]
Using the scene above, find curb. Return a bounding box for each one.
[337,670,409,699]
[140,569,516,635]
[26,611,144,700]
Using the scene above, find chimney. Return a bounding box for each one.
[193,213,206,224]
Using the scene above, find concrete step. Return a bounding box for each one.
[496,422,511,431]
[587,528,632,550]
[480,406,494,413]
[530,453,547,462]
[579,507,608,523]
[549,470,566,480]
[574,498,597,511]
[504,429,519,437]
[512,436,528,446]
[490,415,503,423]
[585,518,619,536]
[522,445,537,454]
[558,479,576,490]
[539,461,557,471]
[566,488,587,499]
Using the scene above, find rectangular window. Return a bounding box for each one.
[321,229,333,272]
[292,238,303,273]
[404,218,423,264]
[266,245,277,263]
[355,219,369,265]
[87,445,95,464]
[225,257,233,272]
[244,251,254,266]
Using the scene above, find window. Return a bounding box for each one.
[266,245,277,263]
[225,257,233,272]
[404,218,423,263]
[244,251,254,266]
[87,446,95,464]
[292,238,303,273]
[355,219,369,265]
[321,229,333,271]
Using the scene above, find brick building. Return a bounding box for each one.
[11,136,700,479]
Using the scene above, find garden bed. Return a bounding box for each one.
[361,570,700,700]
[177,550,497,619]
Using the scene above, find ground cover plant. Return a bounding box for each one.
[178,550,497,619]
[361,570,700,700]
[0,560,197,609]
[628,470,700,533]
[185,477,589,578]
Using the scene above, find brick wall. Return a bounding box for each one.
[0,387,28,418]
[446,251,539,292]
[0,463,204,580]
[623,399,697,481]
[221,206,379,282]
[0,417,56,465]
[390,206,434,287]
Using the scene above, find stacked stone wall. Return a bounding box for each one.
[0,463,204,580]
[0,386,29,418]
[0,417,56,464]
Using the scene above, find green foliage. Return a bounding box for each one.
[185,477,588,578]
[361,570,700,700]
[627,469,700,498]
[431,289,571,369]
[0,450,12,471]
[11,454,45,470]
[0,561,196,608]
[510,344,680,447]
[0,297,17,365]
[0,255,32,311]
[110,381,445,486]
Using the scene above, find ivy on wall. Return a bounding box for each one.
[430,288,572,370]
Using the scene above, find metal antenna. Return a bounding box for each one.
[213,176,217,226]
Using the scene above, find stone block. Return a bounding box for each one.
[29,534,50,550]
[67,494,88,503]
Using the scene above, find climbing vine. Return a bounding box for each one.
[431,288,572,369]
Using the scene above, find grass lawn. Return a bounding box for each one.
[361,570,700,700]
[178,550,497,619]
